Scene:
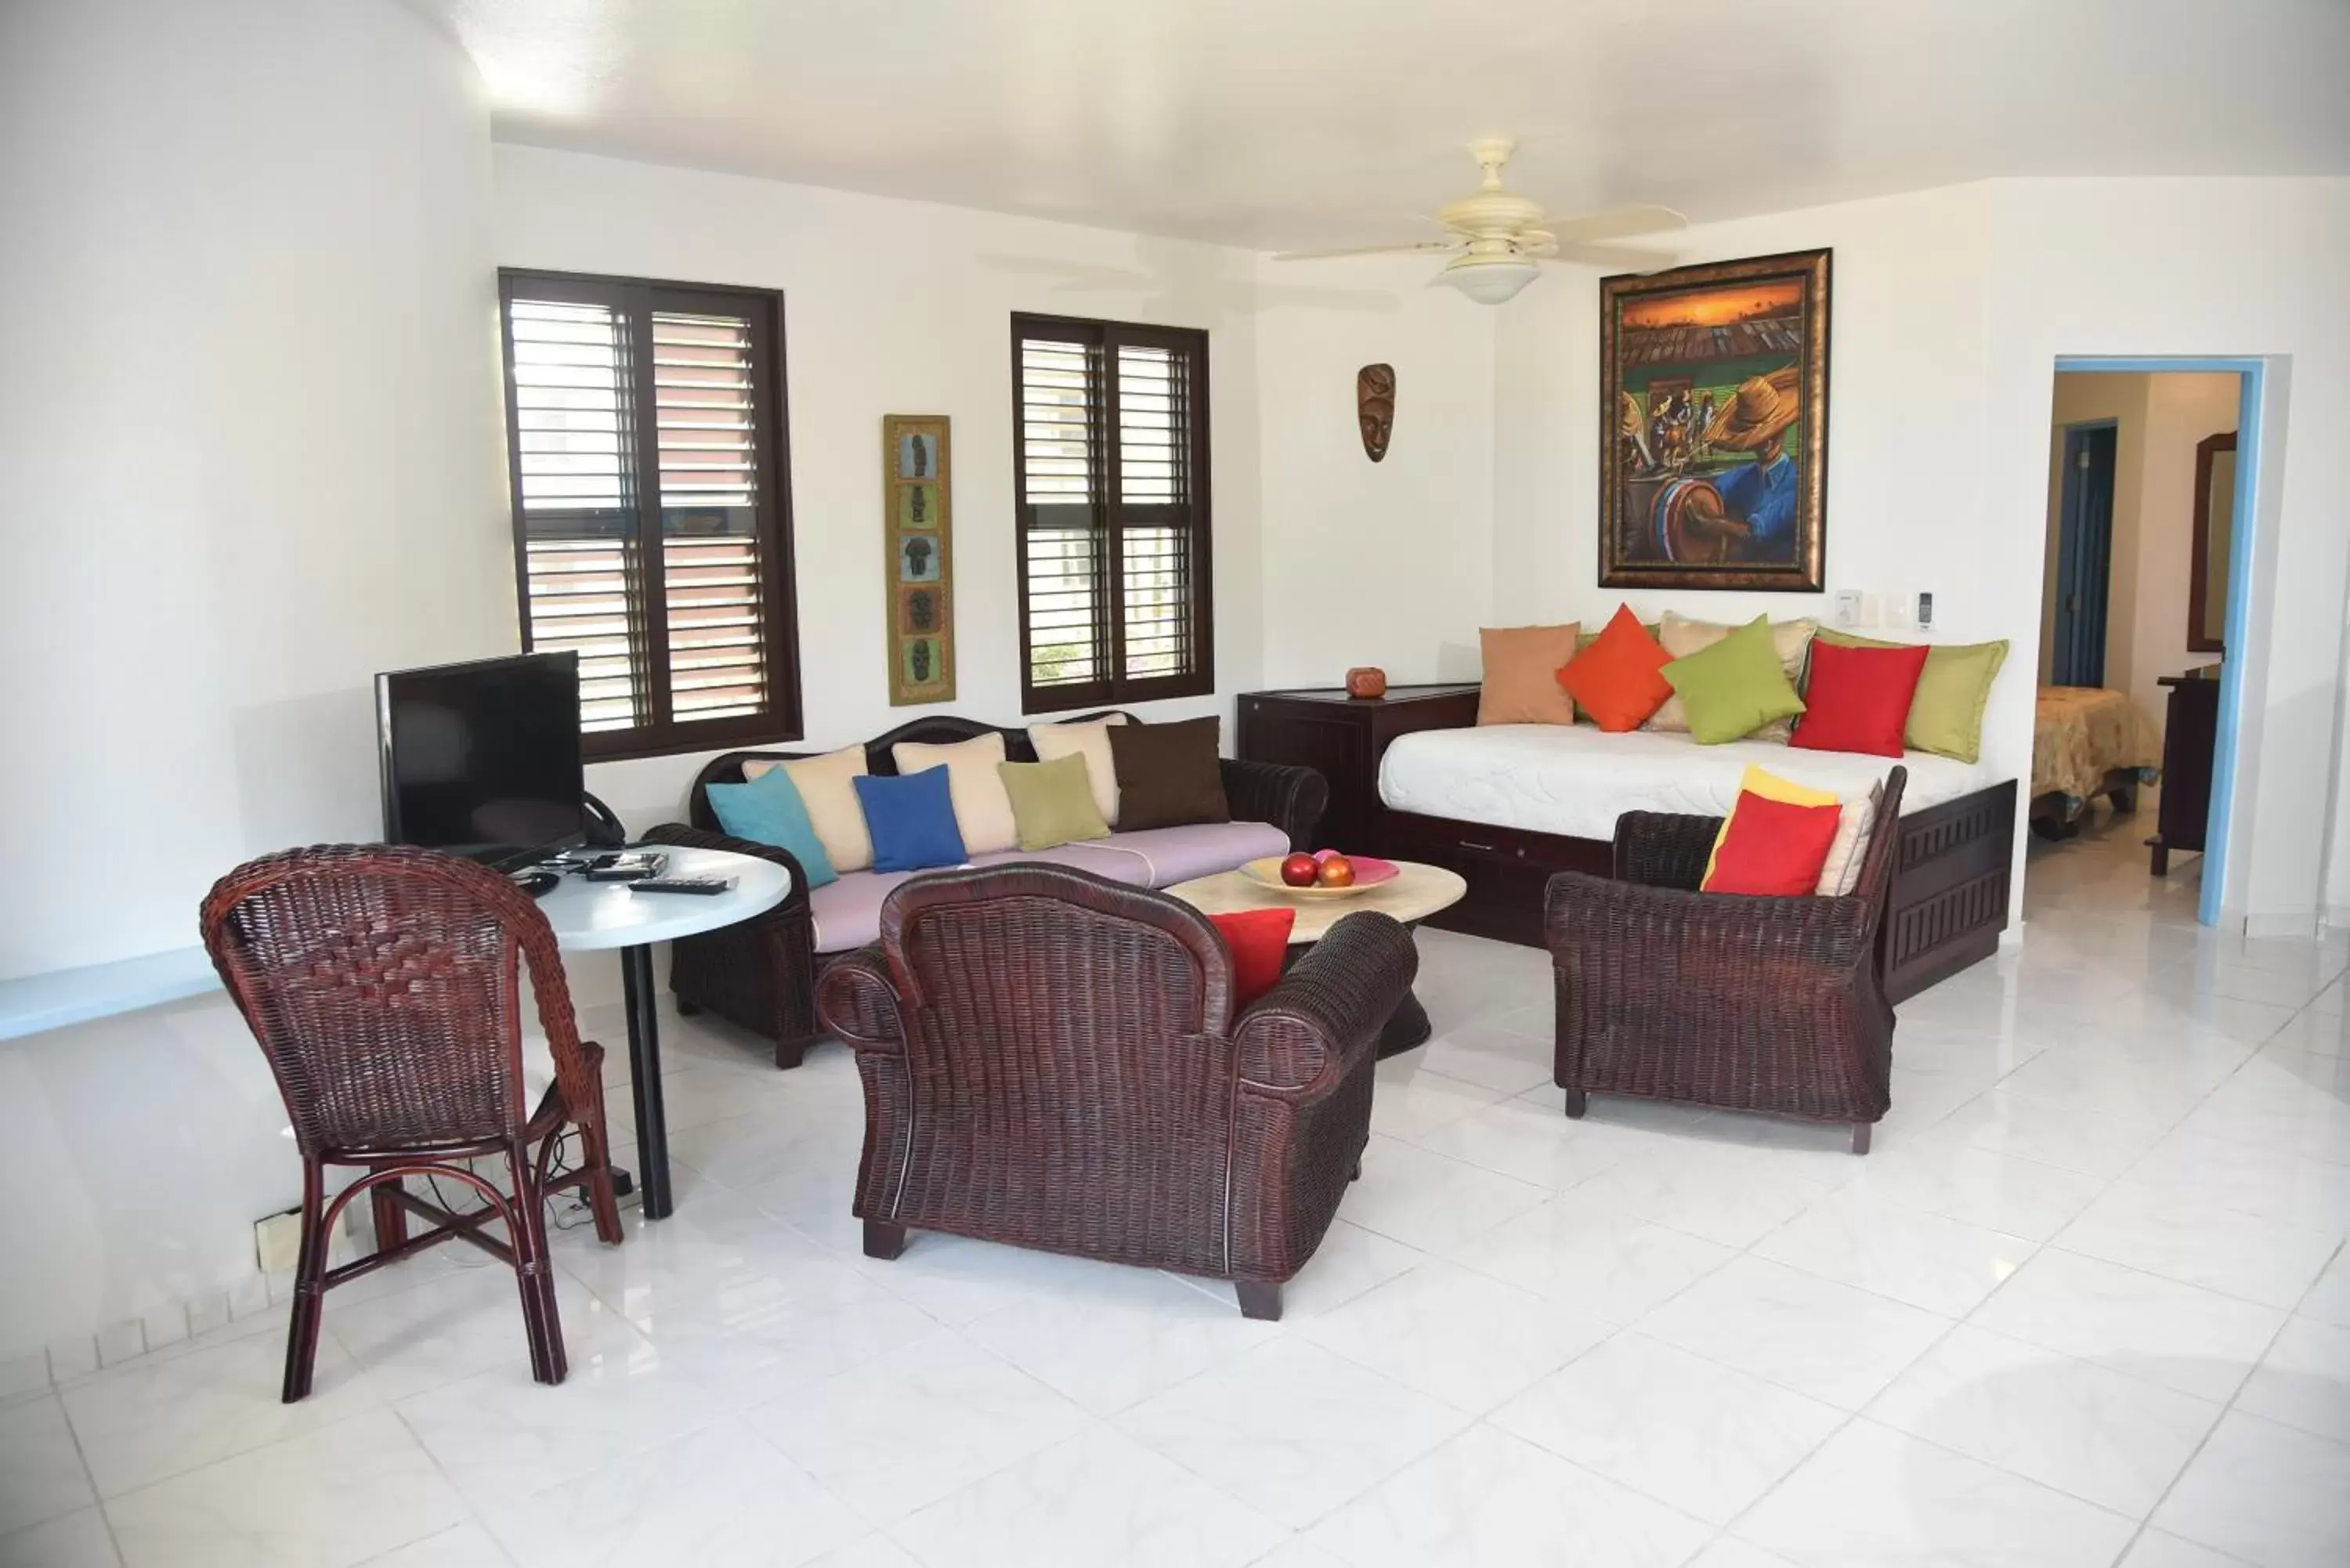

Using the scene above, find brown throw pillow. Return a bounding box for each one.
[1107,716,1231,830]
[1478,623,1580,725]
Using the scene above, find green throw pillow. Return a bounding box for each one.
[996,752,1112,851]
[1817,630,2008,763]
[1661,614,1806,744]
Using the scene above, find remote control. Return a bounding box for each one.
[631,876,734,896]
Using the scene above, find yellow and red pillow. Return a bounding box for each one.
[1701,766,1845,897]
[1556,605,1673,732]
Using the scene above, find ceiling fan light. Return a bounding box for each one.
[1440,256,1539,305]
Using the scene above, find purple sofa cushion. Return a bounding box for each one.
[1085,821,1292,888]
[808,844,1157,953]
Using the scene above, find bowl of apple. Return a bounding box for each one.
[1239,849,1401,899]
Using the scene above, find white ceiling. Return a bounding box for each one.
[413,0,2350,251]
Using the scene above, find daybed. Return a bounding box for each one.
[644,713,1328,1067]
[2029,685,2161,839]
[1341,691,2013,1003]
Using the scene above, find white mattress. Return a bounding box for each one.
[1378,724,1995,841]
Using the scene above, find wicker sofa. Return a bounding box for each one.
[644,712,1329,1068]
[814,862,1417,1319]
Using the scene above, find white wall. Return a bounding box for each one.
[0,0,507,1361]
[1253,259,1498,688]
[1491,177,2350,933]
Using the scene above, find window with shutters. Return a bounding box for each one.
[1012,313,1213,713]
[497,269,801,760]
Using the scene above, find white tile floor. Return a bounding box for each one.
[6,802,2350,1566]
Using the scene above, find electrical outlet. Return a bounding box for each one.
[1831,589,1862,630]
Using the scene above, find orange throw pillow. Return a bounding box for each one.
[1701,790,1843,896]
[1210,907,1296,1007]
[1477,623,1581,724]
[1555,606,1672,732]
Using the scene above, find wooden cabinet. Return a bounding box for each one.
[2151,666,2221,876]
[1235,685,1480,855]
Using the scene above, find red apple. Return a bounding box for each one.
[1315,854,1356,888]
[1279,853,1319,887]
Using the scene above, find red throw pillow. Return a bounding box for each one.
[1701,790,1844,896]
[1210,907,1296,1007]
[1556,605,1673,732]
[1791,640,1930,757]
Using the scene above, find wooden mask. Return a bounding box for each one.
[1358,363,1395,462]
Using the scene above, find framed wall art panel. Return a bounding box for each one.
[883,414,954,704]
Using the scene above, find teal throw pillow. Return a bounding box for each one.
[1661,614,1807,744]
[705,766,839,888]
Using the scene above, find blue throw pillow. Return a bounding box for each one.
[854,766,969,873]
[703,767,839,889]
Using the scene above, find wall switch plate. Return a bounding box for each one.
[1885,594,1911,629]
[1831,589,1862,629]
[1916,591,1935,631]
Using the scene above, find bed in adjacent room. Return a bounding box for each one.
[2028,685,2162,838]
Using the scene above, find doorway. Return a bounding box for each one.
[2029,359,2265,928]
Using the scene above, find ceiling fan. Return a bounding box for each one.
[1274,138,1687,305]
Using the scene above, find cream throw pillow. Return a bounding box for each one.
[1648,611,1819,739]
[744,746,873,873]
[1817,780,1885,897]
[892,733,1018,856]
[1028,715,1127,827]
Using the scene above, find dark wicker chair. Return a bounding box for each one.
[649,710,1329,1069]
[1545,766,1908,1154]
[200,845,624,1401]
[813,862,1415,1320]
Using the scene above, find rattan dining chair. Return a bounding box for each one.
[201,844,624,1401]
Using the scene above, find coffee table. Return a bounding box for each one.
[1165,859,1466,1056]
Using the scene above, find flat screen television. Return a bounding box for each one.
[377,651,585,869]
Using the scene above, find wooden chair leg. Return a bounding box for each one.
[508,1146,567,1386]
[1851,1122,1873,1156]
[862,1219,907,1260]
[280,1159,329,1404]
[1563,1089,1588,1119]
[369,1176,407,1253]
[575,1118,625,1245]
[1235,1281,1282,1321]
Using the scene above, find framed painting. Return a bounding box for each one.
[1598,247,1831,591]
[882,414,954,704]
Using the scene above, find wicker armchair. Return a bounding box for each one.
[814,862,1415,1319]
[651,711,1329,1069]
[200,846,623,1401]
[1546,767,1908,1154]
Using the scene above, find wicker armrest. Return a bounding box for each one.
[639,822,812,913]
[1610,811,1723,889]
[812,944,902,1051]
[1220,757,1329,851]
[1235,911,1416,1095]
[1546,869,1875,975]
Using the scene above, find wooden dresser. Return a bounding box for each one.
[1235,685,1481,857]
[2150,665,2221,876]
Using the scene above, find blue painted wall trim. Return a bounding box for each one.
[2053,356,2265,928]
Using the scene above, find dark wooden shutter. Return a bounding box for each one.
[500,272,801,759]
[1013,314,1212,713]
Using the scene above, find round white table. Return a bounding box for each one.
[537,846,790,1219]
[1165,860,1466,1056]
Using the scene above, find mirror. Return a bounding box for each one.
[2189,431,2235,653]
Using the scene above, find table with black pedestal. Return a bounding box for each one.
[533,846,790,1219]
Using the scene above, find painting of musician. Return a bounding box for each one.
[1599,248,1830,591]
